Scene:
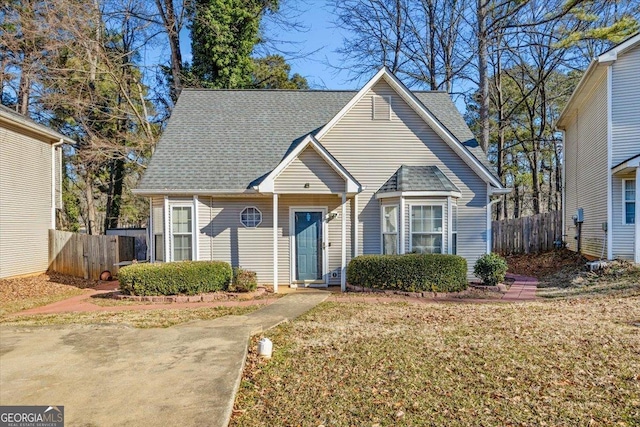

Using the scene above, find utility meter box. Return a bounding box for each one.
[574,208,584,224]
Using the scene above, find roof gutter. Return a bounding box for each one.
[0,114,75,145]
[132,188,261,196]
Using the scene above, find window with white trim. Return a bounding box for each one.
[240,207,262,228]
[410,205,443,254]
[382,205,399,254]
[624,179,636,225]
[171,206,192,261]
[451,203,458,255]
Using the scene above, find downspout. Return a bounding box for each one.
[487,192,502,254]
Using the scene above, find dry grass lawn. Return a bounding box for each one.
[1,305,262,328]
[232,297,640,426]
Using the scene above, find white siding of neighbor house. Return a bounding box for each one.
[0,125,54,278]
[562,74,609,258]
[611,44,640,260]
[612,173,635,260]
[274,146,345,194]
[192,194,351,286]
[611,44,640,167]
[319,79,488,278]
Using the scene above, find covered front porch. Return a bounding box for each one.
[256,134,362,293]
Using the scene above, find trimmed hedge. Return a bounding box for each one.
[347,253,468,293]
[118,261,232,296]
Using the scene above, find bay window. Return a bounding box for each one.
[382,205,399,254]
[410,205,443,254]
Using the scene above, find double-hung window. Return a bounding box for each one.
[382,205,399,254]
[410,205,443,254]
[624,179,636,225]
[171,206,193,261]
[451,203,458,255]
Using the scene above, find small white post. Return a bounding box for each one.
[341,192,347,292]
[273,193,279,293]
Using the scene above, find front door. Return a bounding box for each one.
[294,211,323,282]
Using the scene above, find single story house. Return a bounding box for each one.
[558,33,640,263]
[134,68,510,291]
[0,105,72,279]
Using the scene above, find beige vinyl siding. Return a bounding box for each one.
[0,126,53,278]
[274,146,345,194]
[319,79,488,278]
[611,44,640,166]
[562,75,609,258]
[194,194,350,285]
[612,173,635,260]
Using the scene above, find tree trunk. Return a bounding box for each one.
[477,0,490,153]
[84,173,97,235]
[155,0,183,101]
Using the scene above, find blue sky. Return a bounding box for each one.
[148,0,468,113]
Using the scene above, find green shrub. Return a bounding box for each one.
[347,254,468,293]
[473,253,508,286]
[230,267,258,292]
[118,261,232,296]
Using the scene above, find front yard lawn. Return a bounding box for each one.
[232,296,640,426]
[1,305,262,328]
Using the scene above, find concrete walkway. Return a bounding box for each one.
[0,291,328,427]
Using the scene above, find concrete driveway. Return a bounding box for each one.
[0,292,328,426]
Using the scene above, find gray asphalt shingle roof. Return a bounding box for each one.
[377,165,461,194]
[137,89,496,192]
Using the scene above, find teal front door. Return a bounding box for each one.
[295,211,323,281]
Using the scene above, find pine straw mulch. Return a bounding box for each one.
[0,273,96,316]
[505,249,640,299]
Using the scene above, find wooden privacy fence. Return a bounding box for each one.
[492,211,563,255]
[49,230,135,280]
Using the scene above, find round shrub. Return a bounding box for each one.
[347,253,468,293]
[118,261,232,296]
[473,253,508,286]
[230,267,258,292]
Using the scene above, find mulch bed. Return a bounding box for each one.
[0,273,96,306]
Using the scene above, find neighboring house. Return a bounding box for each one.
[558,33,640,263]
[0,105,73,279]
[135,68,509,291]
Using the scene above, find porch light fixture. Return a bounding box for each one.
[304,183,310,188]
[326,212,338,221]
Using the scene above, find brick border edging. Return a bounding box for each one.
[346,283,471,299]
[110,287,267,303]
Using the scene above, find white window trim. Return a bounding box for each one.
[170,203,195,262]
[408,203,446,254]
[451,201,458,255]
[240,206,263,228]
[380,204,400,255]
[622,178,636,225]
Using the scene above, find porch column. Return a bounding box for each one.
[399,196,406,254]
[353,194,359,258]
[273,193,279,293]
[636,167,640,264]
[341,192,347,291]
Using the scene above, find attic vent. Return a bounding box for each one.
[372,95,391,120]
